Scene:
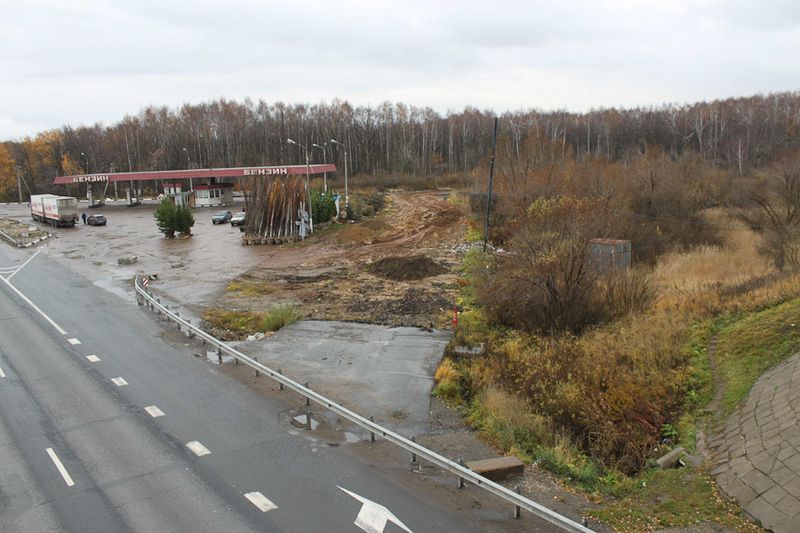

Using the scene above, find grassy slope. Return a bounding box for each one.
[447,213,800,530]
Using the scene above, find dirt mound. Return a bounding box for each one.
[367,255,448,281]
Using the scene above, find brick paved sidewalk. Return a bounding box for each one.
[710,353,800,532]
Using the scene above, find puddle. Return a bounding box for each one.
[291,414,320,430]
[93,278,137,303]
[205,351,236,365]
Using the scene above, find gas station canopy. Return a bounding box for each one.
[53,164,337,185]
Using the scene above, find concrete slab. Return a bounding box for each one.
[237,320,451,435]
[466,456,525,481]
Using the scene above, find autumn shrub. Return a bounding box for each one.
[433,358,462,402]
[600,267,655,319]
[477,195,612,334]
[346,189,385,220]
[467,387,553,459]
[263,305,302,331]
[462,308,695,474]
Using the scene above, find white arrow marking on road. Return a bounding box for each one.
[244,491,278,512]
[338,486,413,533]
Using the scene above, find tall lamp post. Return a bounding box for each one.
[80,152,91,204]
[287,138,313,234]
[312,143,327,192]
[329,138,348,211]
[110,162,118,200]
[182,147,193,190]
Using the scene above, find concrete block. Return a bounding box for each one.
[656,446,685,469]
[466,456,525,481]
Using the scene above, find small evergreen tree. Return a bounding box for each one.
[174,205,195,235]
[154,199,195,238]
[154,198,177,238]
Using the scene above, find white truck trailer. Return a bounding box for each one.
[30,194,78,227]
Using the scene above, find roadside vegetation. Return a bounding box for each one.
[202,305,302,340]
[436,140,800,529]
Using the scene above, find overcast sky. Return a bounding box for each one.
[1,0,798,140]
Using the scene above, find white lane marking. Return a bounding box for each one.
[7,248,42,281]
[144,405,164,418]
[67,338,81,345]
[186,441,211,457]
[0,366,5,378]
[338,486,413,533]
[46,447,75,487]
[244,491,278,512]
[111,377,128,387]
[86,355,101,363]
[0,277,67,334]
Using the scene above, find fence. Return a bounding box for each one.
[133,274,593,532]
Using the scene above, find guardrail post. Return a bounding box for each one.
[458,458,465,488]
[254,356,260,376]
[304,411,312,430]
[187,320,195,338]
[304,383,310,406]
[514,485,521,519]
[369,416,375,442]
[410,436,417,464]
[216,348,222,365]
[278,368,284,390]
[175,311,181,331]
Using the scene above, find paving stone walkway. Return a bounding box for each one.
[710,352,800,532]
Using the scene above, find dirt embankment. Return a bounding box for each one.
[213,191,468,329]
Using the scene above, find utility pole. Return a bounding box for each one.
[483,117,498,252]
[15,164,23,203]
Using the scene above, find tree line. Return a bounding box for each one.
[1,92,799,201]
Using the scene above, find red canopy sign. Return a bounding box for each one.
[53,164,337,185]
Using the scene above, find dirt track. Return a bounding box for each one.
[213,190,468,332]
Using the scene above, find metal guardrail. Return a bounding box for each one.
[134,274,594,532]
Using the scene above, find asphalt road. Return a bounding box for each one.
[0,243,488,533]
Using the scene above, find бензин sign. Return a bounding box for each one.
[72,175,109,183]
[242,167,288,176]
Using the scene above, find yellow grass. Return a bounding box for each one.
[653,210,769,294]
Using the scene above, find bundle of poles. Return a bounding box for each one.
[242,175,308,242]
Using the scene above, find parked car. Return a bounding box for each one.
[86,214,107,226]
[230,211,246,227]
[212,210,232,224]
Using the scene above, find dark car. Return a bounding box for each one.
[86,214,107,226]
[211,210,232,224]
[230,211,246,227]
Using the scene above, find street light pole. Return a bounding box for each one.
[287,138,313,234]
[110,162,118,200]
[80,152,91,204]
[182,147,193,190]
[312,143,327,192]
[15,164,23,203]
[330,138,349,213]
